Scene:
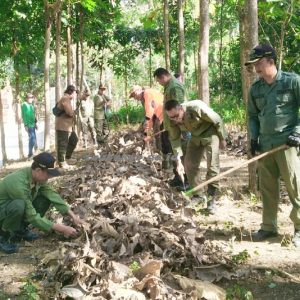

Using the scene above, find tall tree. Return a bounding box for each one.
[43,0,53,151]
[239,0,258,192]
[79,5,84,93]
[198,0,210,104]
[163,0,171,70]
[55,0,62,102]
[0,90,7,165]
[178,0,185,81]
[66,3,73,85]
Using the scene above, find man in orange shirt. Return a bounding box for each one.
[130,85,172,169]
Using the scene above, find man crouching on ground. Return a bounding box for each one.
[0,152,84,253]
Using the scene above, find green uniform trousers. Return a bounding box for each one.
[56,130,78,163]
[95,118,109,144]
[184,134,220,195]
[0,196,51,233]
[258,147,300,232]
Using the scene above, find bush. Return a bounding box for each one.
[108,101,145,127]
[211,96,246,127]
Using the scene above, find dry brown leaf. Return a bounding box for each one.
[173,274,226,300]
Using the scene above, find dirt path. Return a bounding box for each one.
[0,147,299,299]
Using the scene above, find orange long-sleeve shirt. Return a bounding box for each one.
[143,88,164,130]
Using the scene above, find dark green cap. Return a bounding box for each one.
[245,44,276,66]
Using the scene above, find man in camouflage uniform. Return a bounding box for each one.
[165,100,227,213]
[94,84,111,145]
[153,67,188,190]
[79,90,96,148]
[246,44,300,246]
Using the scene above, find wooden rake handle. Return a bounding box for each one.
[183,144,289,197]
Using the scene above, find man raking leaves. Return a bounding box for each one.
[164,100,227,214]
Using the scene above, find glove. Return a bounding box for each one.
[287,133,300,147]
[250,139,259,156]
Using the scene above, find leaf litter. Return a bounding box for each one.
[36,129,243,299]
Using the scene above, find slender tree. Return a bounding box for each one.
[178,0,185,82]
[55,0,62,102]
[66,3,73,85]
[0,90,7,165]
[163,0,171,70]
[44,0,52,150]
[79,5,84,93]
[198,0,210,104]
[239,0,258,193]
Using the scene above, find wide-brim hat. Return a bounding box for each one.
[98,83,106,90]
[245,44,276,66]
[129,85,142,98]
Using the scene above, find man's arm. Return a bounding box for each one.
[168,121,183,157]
[292,75,300,136]
[62,99,74,118]
[247,89,260,141]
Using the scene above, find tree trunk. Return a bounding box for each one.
[218,0,224,101]
[99,49,104,83]
[15,65,24,159]
[278,1,293,70]
[55,1,62,102]
[79,6,84,93]
[149,41,153,87]
[198,0,210,105]
[163,0,171,70]
[76,41,80,88]
[239,0,258,193]
[124,63,129,124]
[0,91,7,165]
[44,0,52,151]
[178,0,185,82]
[66,4,73,85]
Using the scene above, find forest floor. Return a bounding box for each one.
[0,127,300,300]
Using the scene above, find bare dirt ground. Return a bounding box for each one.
[0,137,299,299]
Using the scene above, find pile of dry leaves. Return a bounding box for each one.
[38,129,237,300]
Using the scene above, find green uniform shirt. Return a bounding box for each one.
[21,102,36,128]
[0,168,70,232]
[168,100,227,156]
[163,76,185,130]
[248,70,300,152]
[94,94,111,119]
[164,76,185,103]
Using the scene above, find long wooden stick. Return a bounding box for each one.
[183,144,289,197]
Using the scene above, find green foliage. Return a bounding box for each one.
[231,250,250,265]
[226,284,253,300]
[109,101,145,125]
[19,279,39,300]
[129,260,140,272]
[249,193,258,205]
[211,97,246,127]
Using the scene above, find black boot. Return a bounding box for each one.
[252,229,278,242]
[0,234,18,254]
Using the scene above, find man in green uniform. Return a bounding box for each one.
[153,68,188,189]
[21,93,37,158]
[0,152,84,253]
[165,100,227,213]
[94,84,111,145]
[79,89,97,148]
[246,44,300,246]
